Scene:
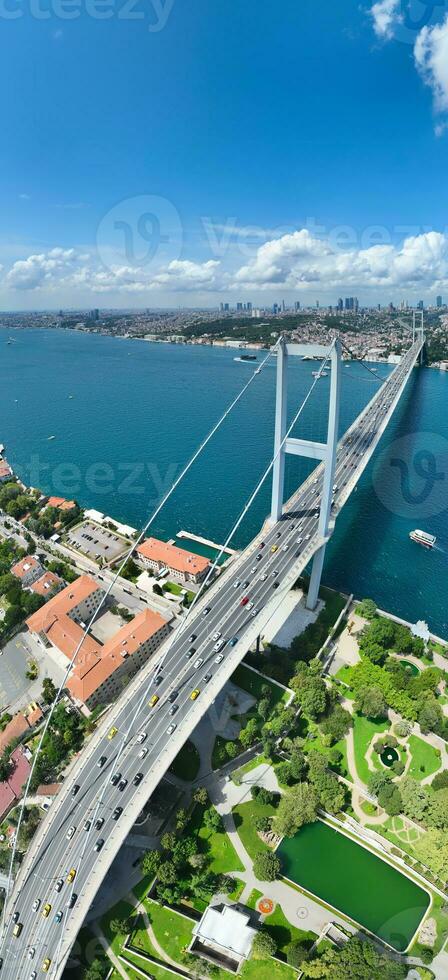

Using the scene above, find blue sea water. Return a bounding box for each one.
[1,328,448,637]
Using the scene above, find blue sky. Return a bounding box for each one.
[1,0,448,307]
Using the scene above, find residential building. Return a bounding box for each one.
[0,458,13,483]
[30,571,64,599]
[45,496,77,512]
[0,747,32,821]
[190,904,257,973]
[11,555,45,588]
[66,608,171,710]
[136,537,210,584]
[26,575,105,656]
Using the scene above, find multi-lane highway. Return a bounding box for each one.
[0,340,423,979]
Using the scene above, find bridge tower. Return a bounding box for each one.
[270,336,342,610]
[412,310,425,364]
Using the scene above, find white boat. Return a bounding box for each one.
[312,370,329,378]
[409,529,436,549]
[47,435,56,441]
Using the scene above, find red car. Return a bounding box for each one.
[240,596,249,606]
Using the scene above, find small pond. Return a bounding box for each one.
[381,746,400,767]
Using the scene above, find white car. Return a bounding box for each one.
[212,631,222,642]
[193,658,204,669]
[261,572,268,581]
[305,533,310,540]
[250,566,257,574]
[139,747,148,759]
[213,637,226,652]
[66,826,76,840]
[246,601,254,610]
[233,580,241,589]
[32,899,40,912]
[28,948,35,960]
[251,608,258,618]
[136,731,147,743]
[215,653,224,664]
[296,536,303,544]
[166,724,177,735]
[282,544,288,551]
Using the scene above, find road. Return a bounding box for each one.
[0,342,422,979]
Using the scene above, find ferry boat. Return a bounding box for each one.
[234,353,257,362]
[409,529,436,549]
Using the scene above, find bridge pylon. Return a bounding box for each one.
[270,336,342,610]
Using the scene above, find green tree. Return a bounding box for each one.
[291,663,327,720]
[252,930,277,958]
[319,702,352,740]
[42,677,57,705]
[193,786,208,805]
[140,850,161,877]
[203,807,223,832]
[354,685,388,719]
[357,598,377,619]
[253,851,281,882]
[286,940,310,968]
[301,936,406,979]
[110,917,133,935]
[415,829,448,880]
[274,782,318,837]
[0,750,13,782]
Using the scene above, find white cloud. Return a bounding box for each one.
[414,15,448,116]
[149,259,220,291]
[5,248,79,291]
[369,0,401,40]
[233,228,448,291]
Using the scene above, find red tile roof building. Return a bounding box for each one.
[46,496,77,511]
[30,571,64,598]
[0,747,31,821]
[11,555,44,587]
[136,537,210,584]
[66,608,171,710]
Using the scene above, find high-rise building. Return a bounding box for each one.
[246,301,252,312]
[337,298,343,311]
[294,301,301,312]
[281,300,286,312]
[316,300,320,309]
[417,300,424,310]
[273,303,279,315]
[354,298,359,313]
[236,302,243,311]
[436,295,443,308]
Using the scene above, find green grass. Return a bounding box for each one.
[169,740,200,781]
[101,898,136,957]
[241,957,297,980]
[188,804,244,875]
[233,798,277,859]
[145,900,194,961]
[232,663,288,707]
[408,734,441,781]
[351,713,389,785]
[243,900,317,956]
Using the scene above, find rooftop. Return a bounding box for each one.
[46,496,77,511]
[30,571,63,597]
[193,905,256,961]
[26,574,102,635]
[11,555,42,580]
[137,537,210,576]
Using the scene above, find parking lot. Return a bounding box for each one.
[65,520,131,563]
[0,630,67,713]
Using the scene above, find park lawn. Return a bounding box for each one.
[408,734,441,781]
[241,957,297,980]
[145,900,194,961]
[302,726,349,779]
[259,903,317,955]
[212,734,246,770]
[132,874,155,903]
[101,898,136,956]
[233,798,277,859]
[169,740,200,781]
[231,754,270,782]
[246,888,263,908]
[231,664,288,707]
[188,803,244,875]
[352,713,389,785]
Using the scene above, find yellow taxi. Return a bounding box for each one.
[42,959,52,973]
[271,544,278,553]
[67,868,76,884]
[107,726,118,740]
[148,694,159,708]
[12,922,23,937]
[42,903,52,918]
[190,689,200,701]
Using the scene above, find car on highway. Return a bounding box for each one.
[97,755,107,767]
[83,820,91,832]
[95,817,104,831]
[67,893,77,909]
[139,747,148,759]
[169,704,178,716]
[42,904,51,918]
[67,868,76,883]
[55,911,63,923]
[29,972,36,980]
[94,839,104,852]
[32,899,40,912]
[167,723,177,735]
[215,653,224,663]
[276,531,281,537]
[256,553,262,561]
[167,691,178,703]
[229,636,238,646]
[202,607,211,617]
[271,544,278,552]
[108,727,118,740]
[42,959,52,973]
[186,647,196,658]
[250,566,257,574]
[12,911,19,923]
[296,536,302,544]
[190,689,200,700]
[154,674,163,686]
[247,601,254,610]
[204,673,212,683]
[149,694,159,708]
[136,731,147,742]
[28,947,35,959]
[213,637,226,652]
[110,772,121,786]
[250,608,258,617]
[71,784,80,797]
[193,658,204,669]
[133,772,143,786]
[233,580,241,589]
[261,572,268,581]
[12,922,23,937]
[212,631,222,641]
[55,878,64,892]
[66,825,76,840]
[273,581,279,589]
[113,806,123,820]
[118,778,128,791]
[282,544,288,551]
[243,580,250,588]
[240,596,249,606]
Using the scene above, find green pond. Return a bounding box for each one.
[400,659,420,676]
[278,821,430,951]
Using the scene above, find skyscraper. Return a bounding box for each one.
[337,298,343,312]
[436,295,443,308]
